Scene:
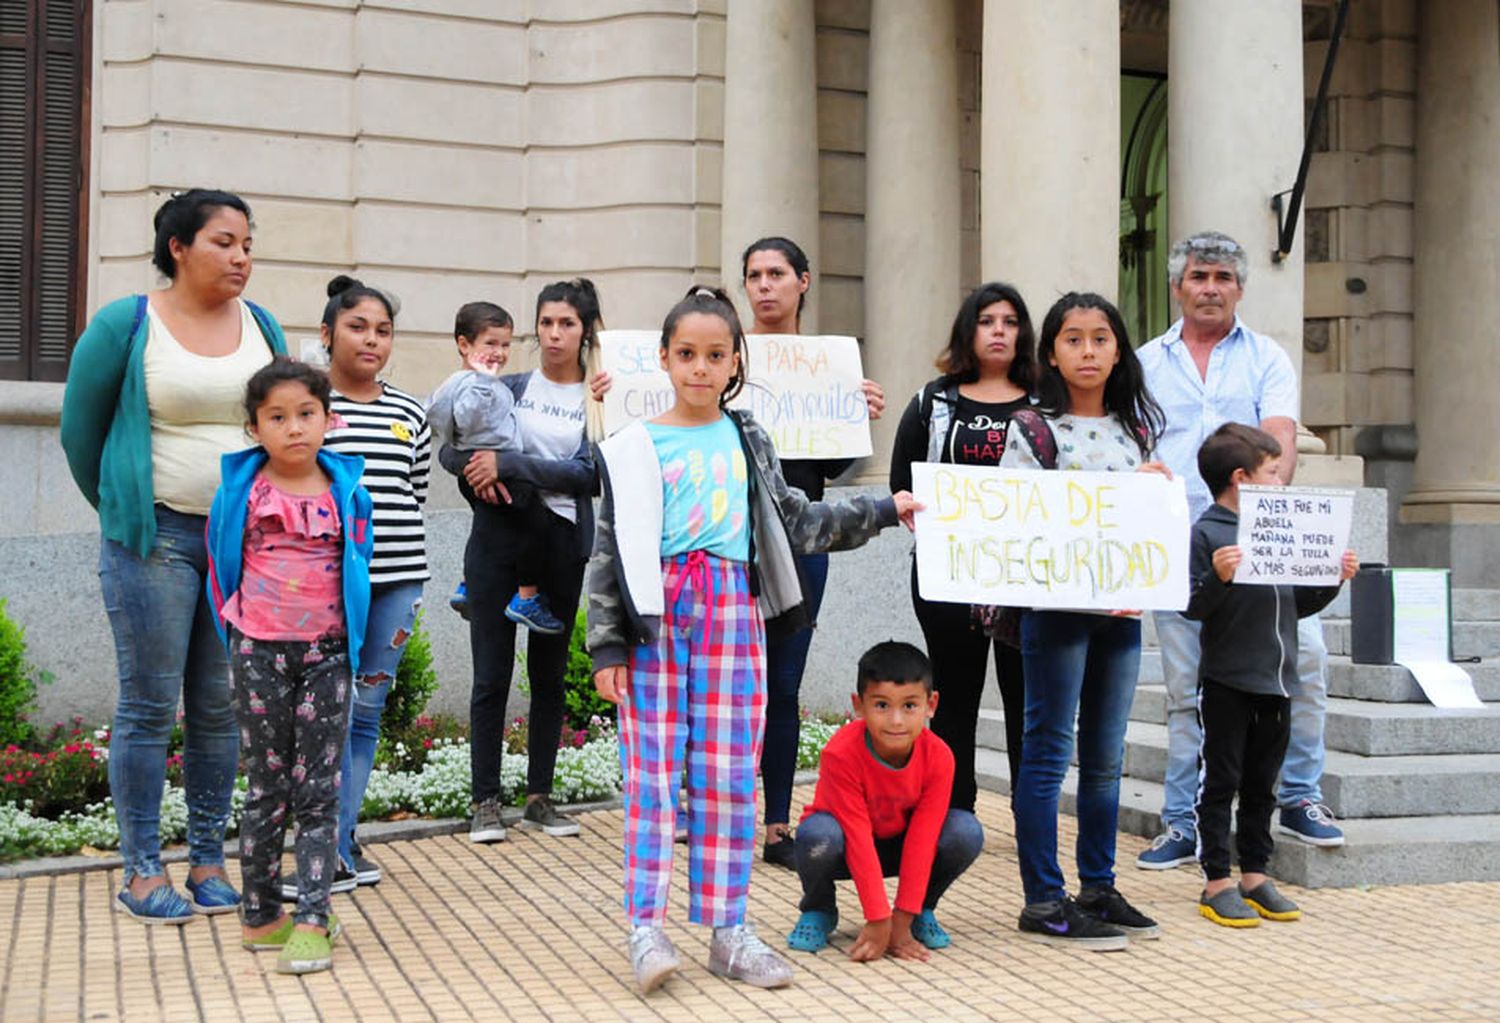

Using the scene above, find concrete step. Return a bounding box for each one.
[1454,589,1500,621]
[1321,618,1500,660]
[1121,690,1500,756]
[973,748,1500,888]
[978,710,1500,818]
[1327,656,1500,703]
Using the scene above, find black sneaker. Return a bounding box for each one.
[519,795,581,837]
[279,860,357,902]
[1075,885,1161,939]
[1018,897,1129,951]
[762,831,796,870]
[347,845,381,886]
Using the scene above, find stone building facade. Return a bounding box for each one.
[1,0,1495,721]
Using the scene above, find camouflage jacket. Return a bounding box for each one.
[586,410,897,670]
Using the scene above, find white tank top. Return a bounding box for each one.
[145,300,273,514]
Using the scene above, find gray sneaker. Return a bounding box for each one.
[629,925,681,993]
[520,795,581,837]
[708,924,794,988]
[469,798,507,844]
[1240,879,1302,922]
[1199,886,1261,928]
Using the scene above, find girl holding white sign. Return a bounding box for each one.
[888,281,1039,814]
[586,286,919,993]
[997,292,1168,951]
[740,236,889,870]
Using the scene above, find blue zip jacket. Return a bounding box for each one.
[205,446,375,674]
[60,294,288,558]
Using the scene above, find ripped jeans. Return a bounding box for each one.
[337,580,423,865]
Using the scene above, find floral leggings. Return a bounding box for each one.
[229,628,352,928]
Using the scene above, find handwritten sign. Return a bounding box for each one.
[1233,486,1354,586]
[597,330,872,458]
[911,463,1190,611]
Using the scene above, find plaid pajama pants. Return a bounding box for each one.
[620,551,766,927]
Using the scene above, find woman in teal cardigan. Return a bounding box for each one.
[61,190,287,925]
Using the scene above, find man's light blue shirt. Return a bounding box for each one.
[1137,315,1300,521]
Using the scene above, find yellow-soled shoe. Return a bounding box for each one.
[1199,887,1261,928]
[1241,880,1302,922]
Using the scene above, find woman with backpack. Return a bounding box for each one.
[888,282,1038,813]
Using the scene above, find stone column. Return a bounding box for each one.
[981,0,1118,307]
[1168,0,1304,372]
[863,0,961,471]
[1403,0,1500,543]
[719,0,821,331]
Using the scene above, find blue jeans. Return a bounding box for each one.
[99,506,238,883]
[761,551,829,825]
[795,809,984,914]
[1156,611,1329,833]
[1013,611,1140,905]
[338,581,423,864]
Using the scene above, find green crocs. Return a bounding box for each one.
[786,909,838,952]
[243,914,342,953]
[276,928,333,975]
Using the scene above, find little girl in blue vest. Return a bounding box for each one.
[206,358,373,975]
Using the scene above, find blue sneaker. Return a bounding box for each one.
[786,909,837,952]
[910,909,951,949]
[505,593,566,634]
[1135,825,1197,870]
[115,884,194,925]
[184,873,241,915]
[449,581,469,620]
[1277,800,1345,847]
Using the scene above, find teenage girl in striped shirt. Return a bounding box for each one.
[316,275,432,890]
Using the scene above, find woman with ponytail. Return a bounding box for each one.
[439,279,606,844]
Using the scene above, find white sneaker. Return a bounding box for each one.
[708,923,794,988]
[630,925,681,993]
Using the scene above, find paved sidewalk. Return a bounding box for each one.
[3,786,1498,1022]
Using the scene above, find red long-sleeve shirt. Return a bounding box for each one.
[799,721,955,921]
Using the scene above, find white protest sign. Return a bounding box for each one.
[1233,485,1355,585]
[597,330,872,458]
[1391,568,1483,709]
[911,463,1191,611]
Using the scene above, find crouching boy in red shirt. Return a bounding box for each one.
[786,641,983,960]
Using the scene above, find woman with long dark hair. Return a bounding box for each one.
[999,292,1167,951]
[889,281,1038,813]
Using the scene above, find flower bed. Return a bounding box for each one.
[0,712,846,863]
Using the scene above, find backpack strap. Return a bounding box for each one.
[127,294,148,343]
[923,382,960,463]
[1008,407,1058,470]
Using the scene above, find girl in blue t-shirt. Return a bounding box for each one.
[586,286,919,995]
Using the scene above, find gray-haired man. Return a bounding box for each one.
[1135,230,1344,869]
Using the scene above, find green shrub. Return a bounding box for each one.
[381,611,439,737]
[561,608,611,730]
[0,600,46,748]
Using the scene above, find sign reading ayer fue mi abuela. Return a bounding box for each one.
[1233,485,1355,586]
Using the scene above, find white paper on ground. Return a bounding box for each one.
[1389,567,1483,708]
[1398,660,1484,709]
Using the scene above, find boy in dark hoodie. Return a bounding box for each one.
[1185,423,1358,928]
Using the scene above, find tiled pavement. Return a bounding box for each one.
[3,787,1499,1023]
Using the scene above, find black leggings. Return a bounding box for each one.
[910,560,1024,812]
[465,500,585,803]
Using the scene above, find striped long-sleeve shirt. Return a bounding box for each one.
[325,383,431,585]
